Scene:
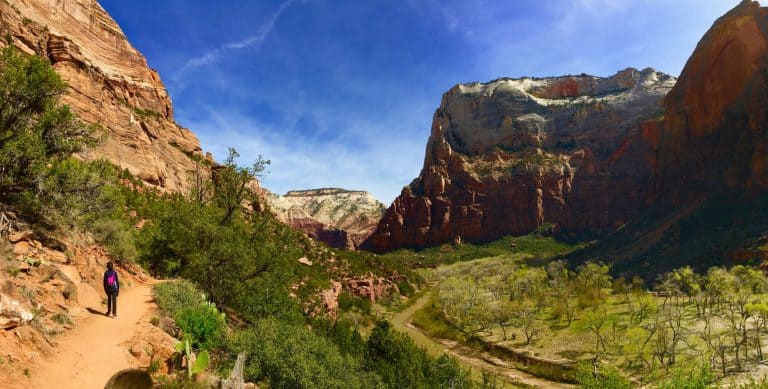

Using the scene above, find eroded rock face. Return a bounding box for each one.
[365,68,675,252]
[654,0,768,197]
[0,0,203,192]
[268,188,385,249]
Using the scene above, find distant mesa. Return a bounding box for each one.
[268,188,385,250]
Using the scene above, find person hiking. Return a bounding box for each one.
[103,261,120,318]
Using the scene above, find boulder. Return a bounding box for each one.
[298,257,313,266]
[8,231,33,243]
[0,293,33,329]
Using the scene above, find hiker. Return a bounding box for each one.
[103,261,120,318]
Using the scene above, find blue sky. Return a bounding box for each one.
[99,0,741,204]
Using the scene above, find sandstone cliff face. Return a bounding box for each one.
[654,0,768,197]
[268,188,385,249]
[0,0,203,191]
[365,69,675,252]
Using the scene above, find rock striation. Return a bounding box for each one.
[0,0,204,192]
[365,68,675,251]
[268,188,385,249]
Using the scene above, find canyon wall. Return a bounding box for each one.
[0,0,204,191]
[364,68,675,251]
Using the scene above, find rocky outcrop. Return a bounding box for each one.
[0,0,204,192]
[365,68,675,251]
[268,188,385,249]
[0,292,33,329]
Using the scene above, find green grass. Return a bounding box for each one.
[411,297,465,342]
[376,233,582,269]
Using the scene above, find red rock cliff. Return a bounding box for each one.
[0,0,204,191]
[654,0,768,197]
[364,69,675,252]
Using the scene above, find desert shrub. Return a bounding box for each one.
[338,291,372,314]
[575,362,631,389]
[656,363,713,389]
[230,318,382,388]
[90,218,138,262]
[312,319,367,358]
[154,280,206,318]
[396,280,415,297]
[364,321,471,388]
[175,302,225,350]
[154,281,224,350]
[0,47,98,221]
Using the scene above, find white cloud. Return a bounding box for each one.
[174,0,298,82]
[407,0,476,38]
[180,106,427,205]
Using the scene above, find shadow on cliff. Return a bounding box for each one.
[567,190,768,280]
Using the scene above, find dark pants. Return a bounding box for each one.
[107,292,118,316]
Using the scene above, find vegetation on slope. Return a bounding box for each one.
[0,46,472,388]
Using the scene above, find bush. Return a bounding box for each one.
[0,46,96,206]
[656,363,713,389]
[230,318,382,388]
[154,281,205,318]
[575,362,631,389]
[154,281,225,350]
[338,291,372,314]
[365,321,471,388]
[175,302,225,350]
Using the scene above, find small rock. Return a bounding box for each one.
[44,249,68,264]
[0,293,34,329]
[129,344,143,358]
[155,316,179,337]
[298,257,313,266]
[13,242,32,256]
[9,231,33,243]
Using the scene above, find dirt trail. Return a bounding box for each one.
[390,294,574,389]
[23,279,158,389]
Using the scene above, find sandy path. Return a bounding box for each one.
[23,280,157,389]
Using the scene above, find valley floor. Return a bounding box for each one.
[389,293,574,388]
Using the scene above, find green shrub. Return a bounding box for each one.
[575,362,631,389]
[230,318,382,388]
[154,281,225,350]
[175,302,225,350]
[656,363,713,389]
[396,280,415,297]
[154,280,205,318]
[0,46,96,208]
[338,291,372,314]
[365,321,472,388]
